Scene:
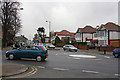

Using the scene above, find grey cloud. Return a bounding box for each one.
[19,2,118,40]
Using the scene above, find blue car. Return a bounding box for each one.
[113,48,120,58]
[6,45,48,62]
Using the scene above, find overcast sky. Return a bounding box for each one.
[18,0,119,40]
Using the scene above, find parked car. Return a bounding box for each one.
[101,44,112,47]
[98,44,112,47]
[45,43,55,49]
[87,42,95,49]
[6,45,48,62]
[113,48,120,58]
[63,45,77,52]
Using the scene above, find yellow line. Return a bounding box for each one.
[6,66,37,79]
[27,66,37,76]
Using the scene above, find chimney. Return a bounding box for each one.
[96,25,99,29]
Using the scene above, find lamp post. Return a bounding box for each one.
[46,21,51,43]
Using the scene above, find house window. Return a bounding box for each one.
[98,40,105,46]
[94,33,97,37]
[99,31,104,37]
[79,33,81,37]
[75,33,81,38]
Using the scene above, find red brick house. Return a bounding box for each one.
[95,22,120,47]
[55,30,75,43]
[75,26,96,43]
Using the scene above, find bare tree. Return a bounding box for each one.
[0,0,22,47]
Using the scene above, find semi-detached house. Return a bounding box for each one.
[93,22,120,47]
[75,26,96,43]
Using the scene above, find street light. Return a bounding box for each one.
[46,20,51,43]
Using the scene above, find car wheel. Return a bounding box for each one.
[63,48,65,51]
[69,49,72,52]
[75,50,77,52]
[8,54,15,60]
[114,53,119,58]
[36,56,42,62]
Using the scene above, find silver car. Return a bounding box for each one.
[63,45,77,52]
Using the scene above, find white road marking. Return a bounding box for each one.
[114,74,120,76]
[82,70,99,74]
[69,55,96,59]
[53,68,69,71]
[104,56,110,58]
[37,66,45,69]
[56,54,58,55]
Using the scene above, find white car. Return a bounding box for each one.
[63,45,77,52]
[45,43,55,49]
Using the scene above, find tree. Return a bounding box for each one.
[37,27,45,43]
[0,0,22,47]
[55,36,61,45]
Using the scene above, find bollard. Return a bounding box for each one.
[104,49,106,55]
[87,45,89,50]
[98,46,100,51]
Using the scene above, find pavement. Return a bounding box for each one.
[79,49,113,56]
[52,47,113,56]
[2,63,29,77]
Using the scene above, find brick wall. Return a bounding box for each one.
[100,46,116,52]
[79,44,87,50]
[74,44,87,50]
[110,41,120,47]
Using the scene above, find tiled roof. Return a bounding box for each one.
[56,30,75,36]
[15,35,28,40]
[103,22,120,31]
[78,26,96,33]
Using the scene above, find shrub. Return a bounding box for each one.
[74,42,87,45]
[55,36,61,45]
[55,43,66,47]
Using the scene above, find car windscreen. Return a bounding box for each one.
[49,44,53,45]
[68,45,74,47]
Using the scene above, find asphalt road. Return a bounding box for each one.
[2,48,119,78]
